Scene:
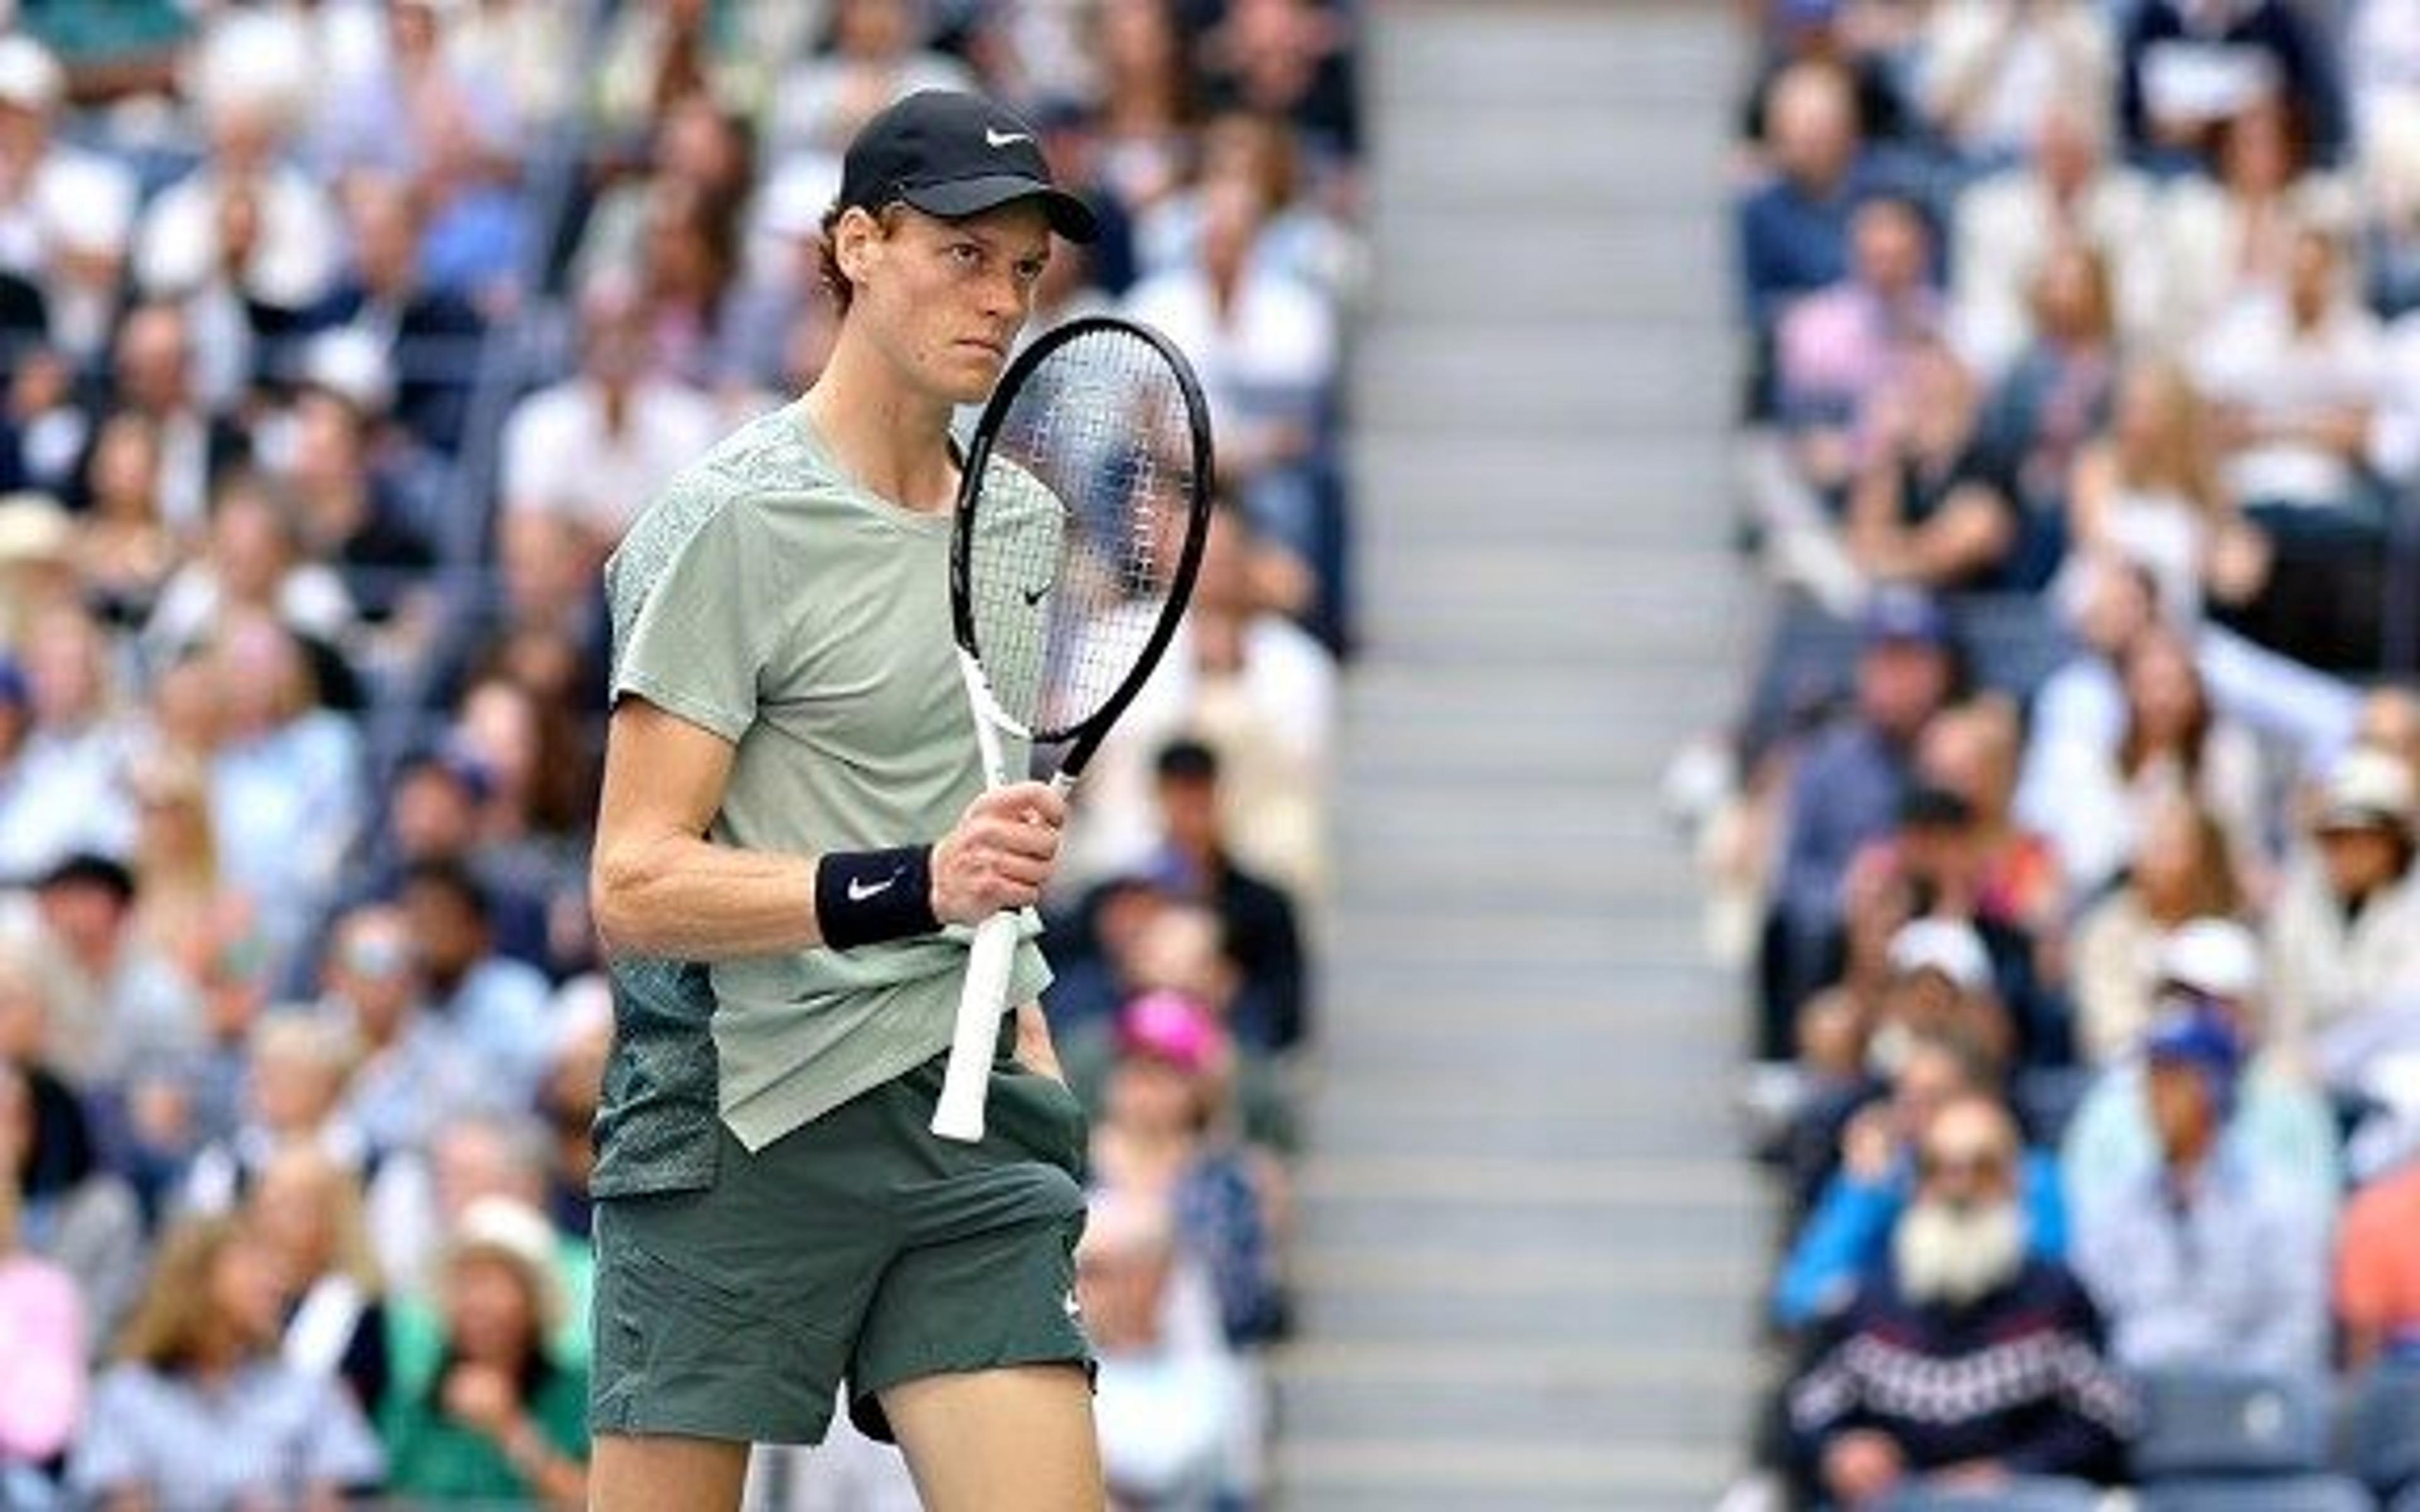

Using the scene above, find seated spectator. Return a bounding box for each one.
[0,600,139,883]
[1915,697,2063,944]
[2155,93,2357,341]
[1764,589,1959,1042]
[2070,802,2249,1065]
[25,850,199,1096]
[2071,1001,2331,1377]
[178,1014,364,1218]
[0,994,147,1351]
[131,14,343,318]
[2119,0,2346,170]
[1085,0,1209,219]
[193,612,366,985]
[0,346,90,500]
[1736,59,1877,343]
[2065,917,2344,1226]
[2268,745,2420,1091]
[274,385,437,667]
[2337,1120,2420,1370]
[396,859,551,1106]
[67,1214,385,1508]
[91,301,249,541]
[0,1063,83,1498]
[1197,0,1361,176]
[449,673,597,892]
[1124,173,1340,581]
[0,33,139,364]
[2028,624,2268,902]
[1914,0,2114,171]
[767,0,975,162]
[144,472,360,668]
[1844,337,2020,592]
[311,174,488,458]
[246,1142,388,1414]
[1136,108,1363,306]
[1090,990,1288,1347]
[2194,226,2384,529]
[378,1195,589,1506]
[497,273,721,561]
[71,411,179,628]
[1079,1188,1255,1512]
[317,905,490,1166]
[1980,239,2118,534]
[1785,1094,2133,1503]
[1775,196,1942,501]
[1775,1034,2067,1330]
[1064,501,1337,901]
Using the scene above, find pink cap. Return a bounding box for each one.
[1116,991,1223,1074]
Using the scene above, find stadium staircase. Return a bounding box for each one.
[1271,4,1773,1506]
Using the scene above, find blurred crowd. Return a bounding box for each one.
[1705,1,2420,1508]
[0,1,1359,1508]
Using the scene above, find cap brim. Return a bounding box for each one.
[901,175,1099,243]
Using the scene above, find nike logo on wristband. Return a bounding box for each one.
[847,876,897,902]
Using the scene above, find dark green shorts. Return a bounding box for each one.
[589,1033,1093,1446]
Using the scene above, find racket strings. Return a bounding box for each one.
[967,327,1198,742]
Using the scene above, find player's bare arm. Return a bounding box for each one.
[592,695,1067,960]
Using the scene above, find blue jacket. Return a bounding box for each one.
[1775,1147,2069,1329]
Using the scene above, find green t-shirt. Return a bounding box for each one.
[377,1302,590,1502]
[596,403,1051,1181]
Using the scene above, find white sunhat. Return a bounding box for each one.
[1886,917,1993,995]
[2157,916,2264,1002]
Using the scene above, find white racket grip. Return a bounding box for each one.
[933,912,1020,1142]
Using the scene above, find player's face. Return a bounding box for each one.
[859,203,1054,404]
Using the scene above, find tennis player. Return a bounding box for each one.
[585,91,1105,1511]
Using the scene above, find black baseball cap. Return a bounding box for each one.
[837,90,1099,243]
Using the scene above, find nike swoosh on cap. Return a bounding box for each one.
[986,128,1032,148]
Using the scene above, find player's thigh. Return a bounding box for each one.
[591,1433,752,1512]
[882,1362,1104,1512]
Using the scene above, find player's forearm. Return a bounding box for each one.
[592,832,836,959]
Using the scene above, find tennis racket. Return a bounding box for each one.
[932,314,1215,1142]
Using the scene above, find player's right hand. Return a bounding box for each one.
[931,781,1067,927]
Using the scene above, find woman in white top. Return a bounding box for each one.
[2065,358,2268,622]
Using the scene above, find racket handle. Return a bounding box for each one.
[931,910,1020,1142]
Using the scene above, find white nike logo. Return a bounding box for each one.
[986,128,1032,149]
[847,876,896,902]
[1063,1290,1083,1320]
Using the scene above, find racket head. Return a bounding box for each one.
[950,314,1214,768]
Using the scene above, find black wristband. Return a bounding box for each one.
[816,845,941,951]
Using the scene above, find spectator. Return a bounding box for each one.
[0,1001,147,1353]
[769,0,976,162]
[1,346,89,500]
[0,598,138,883]
[378,1195,589,1506]
[1086,0,1207,218]
[67,1214,385,1509]
[318,904,489,1166]
[1915,0,2114,171]
[92,301,248,541]
[589,0,771,160]
[1785,1094,2134,1503]
[312,175,488,457]
[1765,588,1959,1036]
[1090,990,1287,1346]
[2119,0,2347,169]
[1078,1188,1253,1512]
[72,411,179,628]
[2070,799,2247,1065]
[2268,744,2420,1090]
[275,385,437,656]
[123,746,236,990]
[1775,195,1942,500]
[2071,1001,2331,1377]
[2155,93,2357,343]
[131,12,342,316]
[144,472,359,668]
[178,1014,364,1219]
[1774,1034,2067,1330]
[1137,107,1362,305]
[395,859,552,1106]
[2028,624,2267,902]
[0,33,139,364]
[0,1091,83,1501]
[1843,335,2020,592]
[2064,358,2266,625]
[246,1141,388,1414]
[1736,59,1876,340]
[497,273,721,561]
[2336,1114,2420,1370]
[25,850,199,1096]
[533,977,611,1243]
[1124,171,1339,576]
[1981,239,2119,534]
[2064,917,2344,1228]
[1197,0,1361,173]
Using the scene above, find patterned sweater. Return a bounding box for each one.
[1787,1257,2137,1483]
